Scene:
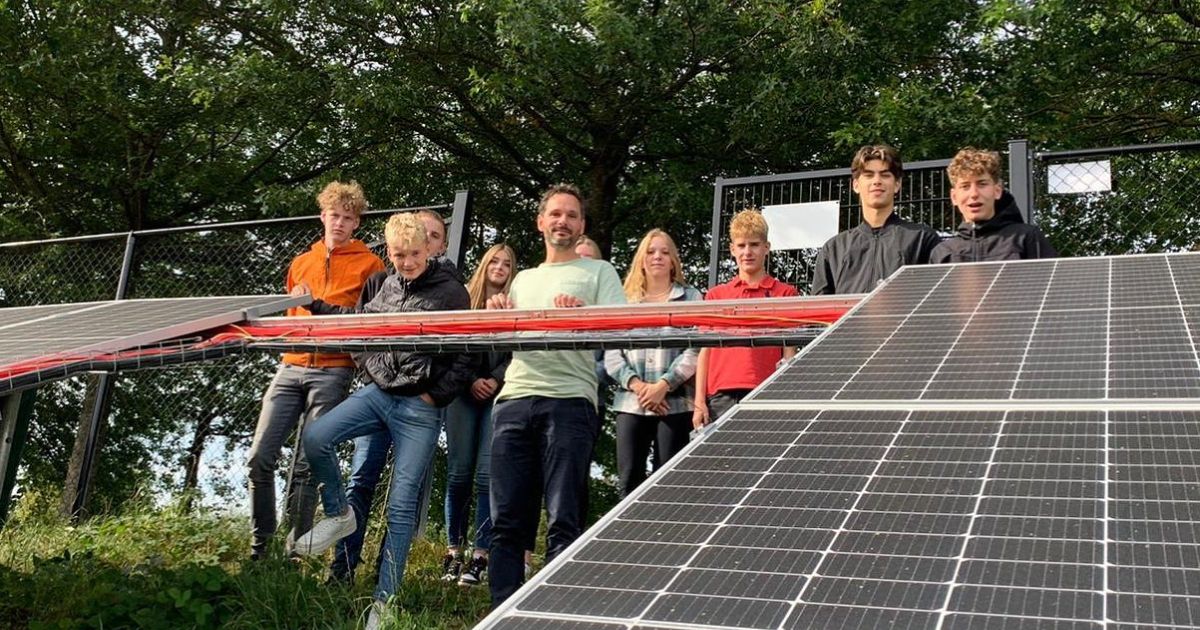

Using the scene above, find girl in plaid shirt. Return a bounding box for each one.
[604,229,701,497]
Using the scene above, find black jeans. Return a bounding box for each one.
[707,389,752,422]
[616,411,692,497]
[488,396,598,606]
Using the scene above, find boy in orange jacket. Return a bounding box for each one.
[247,180,385,560]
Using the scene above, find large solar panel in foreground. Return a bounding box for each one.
[478,253,1200,630]
[0,295,301,391]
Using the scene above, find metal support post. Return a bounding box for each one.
[1008,139,1036,225]
[0,390,36,528]
[66,232,136,519]
[708,179,725,289]
[447,189,474,270]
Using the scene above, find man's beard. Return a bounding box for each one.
[546,232,577,249]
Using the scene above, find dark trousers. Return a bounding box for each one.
[488,396,598,606]
[707,389,752,422]
[616,411,692,497]
[247,364,352,553]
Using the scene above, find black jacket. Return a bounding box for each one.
[930,191,1057,263]
[353,257,465,308]
[311,258,476,407]
[811,213,941,295]
[458,350,512,407]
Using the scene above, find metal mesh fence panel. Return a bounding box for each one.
[0,204,451,508]
[126,212,397,299]
[113,208,437,504]
[712,160,952,292]
[1034,144,1200,256]
[0,237,128,307]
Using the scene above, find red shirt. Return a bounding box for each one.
[705,275,800,395]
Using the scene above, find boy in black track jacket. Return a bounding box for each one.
[930,148,1057,263]
[811,145,940,295]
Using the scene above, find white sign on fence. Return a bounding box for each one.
[761,201,841,250]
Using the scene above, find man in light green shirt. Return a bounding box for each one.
[485,183,625,606]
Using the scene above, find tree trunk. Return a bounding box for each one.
[180,414,214,512]
[59,374,111,519]
[585,150,628,259]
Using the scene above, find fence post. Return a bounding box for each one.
[1008,139,1036,225]
[708,178,725,289]
[62,231,136,520]
[0,390,36,528]
[447,189,474,270]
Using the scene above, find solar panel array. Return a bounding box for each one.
[477,253,1200,630]
[0,295,301,392]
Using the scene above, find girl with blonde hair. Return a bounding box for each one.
[604,229,702,496]
[441,243,517,584]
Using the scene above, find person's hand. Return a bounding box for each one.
[471,378,498,401]
[419,393,436,406]
[648,401,669,416]
[553,294,584,308]
[290,282,312,297]
[486,293,514,309]
[637,380,670,411]
[628,377,646,396]
[692,401,709,430]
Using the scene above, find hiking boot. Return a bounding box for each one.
[293,509,356,556]
[458,555,487,585]
[440,552,463,582]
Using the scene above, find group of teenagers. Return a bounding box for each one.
[244,144,1056,627]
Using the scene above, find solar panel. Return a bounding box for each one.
[0,295,302,392]
[477,252,1200,630]
[752,254,1200,402]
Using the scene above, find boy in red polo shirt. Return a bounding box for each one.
[692,209,798,428]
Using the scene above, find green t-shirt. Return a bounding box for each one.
[497,257,626,406]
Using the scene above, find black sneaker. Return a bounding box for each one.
[440,552,463,581]
[458,555,488,585]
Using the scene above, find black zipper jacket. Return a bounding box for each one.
[811,213,941,295]
[930,191,1057,263]
[310,258,476,407]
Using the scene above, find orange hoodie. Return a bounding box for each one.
[282,239,386,368]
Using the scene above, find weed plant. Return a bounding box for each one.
[0,491,494,629]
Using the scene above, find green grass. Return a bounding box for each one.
[0,495,493,629]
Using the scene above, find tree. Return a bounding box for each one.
[0,0,398,240]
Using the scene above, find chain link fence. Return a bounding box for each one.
[0,199,464,512]
[7,138,1200,509]
[1033,141,1200,256]
[710,159,954,292]
[709,139,1200,292]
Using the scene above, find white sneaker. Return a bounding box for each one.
[365,599,387,630]
[293,509,356,556]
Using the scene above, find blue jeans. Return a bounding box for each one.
[444,395,493,550]
[329,417,439,581]
[488,396,598,606]
[303,384,442,601]
[330,430,391,580]
[247,364,353,552]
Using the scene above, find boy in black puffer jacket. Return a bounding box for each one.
[294,212,474,628]
[931,147,1057,263]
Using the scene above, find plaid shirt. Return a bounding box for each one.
[604,284,702,415]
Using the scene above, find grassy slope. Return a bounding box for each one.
[0,499,493,629]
